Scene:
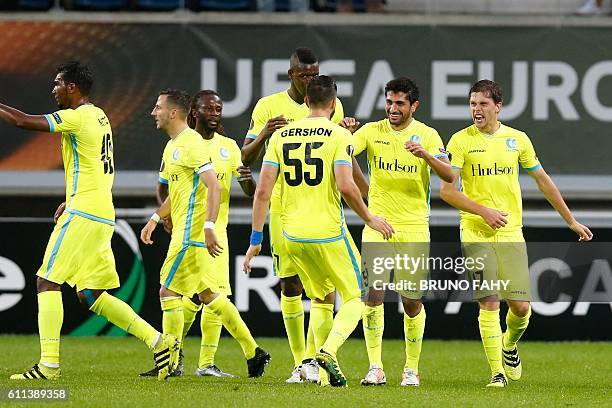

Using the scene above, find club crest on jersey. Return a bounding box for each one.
[506,138,518,150]
[410,135,420,143]
[220,147,229,159]
[173,148,180,161]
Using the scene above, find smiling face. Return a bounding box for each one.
[192,94,222,133]
[289,62,319,99]
[52,73,71,109]
[470,91,501,133]
[385,91,418,130]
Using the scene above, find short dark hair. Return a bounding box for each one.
[384,77,419,104]
[469,80,502,104]
[57,61,93,96]
[290,47,318,67]
[306,75,337,107]
[159,89,191,115]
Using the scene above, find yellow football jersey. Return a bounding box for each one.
[262,116,353,241]
[159,128,213,246]
[201,133,243,229]
[447,123,540,232]
[354,118,447,229]
[246,90,344,213]
[44,104,115,224]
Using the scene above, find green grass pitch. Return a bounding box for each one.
[0,336,609,407]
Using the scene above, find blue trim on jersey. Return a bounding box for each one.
[82,289,96,308]
[263,160,279,168]
[246,133,257,140]
[67,209,115,226]
[159,177,168,184]
[525,163,542,172]
[342,233,364,294]
[44,213,75,279]
[334,160,352,167]
[44,114,55,133]
[185,240,206,247]
[283,230,344,243]
[165,245,188,288]
[69,134,79,206]
[183,173,199,244]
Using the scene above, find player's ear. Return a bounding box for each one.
[304,95,310,108]
[411,100,420,113]
[495,102,502,114]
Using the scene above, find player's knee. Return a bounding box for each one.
[365,289,384,306]
[77,289,104,309]
[280,276,303,297]
[36,277,61,293]
[509,301,530,317]
[402,298,422,318]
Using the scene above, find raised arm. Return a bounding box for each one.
[0,102,51,132]
[529,167,593,241]
[241,115,287,165]
[405,141,454,183]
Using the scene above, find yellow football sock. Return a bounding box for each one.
[478,308,503,374]
[161,296,184,341]
[90,291,159,349]
[38,291,63,367]
[362,304,384,369]
[280,294,305,366]
[304,319,315,361]
[199,306,222,367]
[311,302,333,386]
[404,306,426,373]
[181,296,202,343]
[504,306,531,348]
[322,298,364,356]
[207,295,257,359]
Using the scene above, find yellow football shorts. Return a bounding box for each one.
[36,212,120,292]
[284,232,363,302]
[362,226,430,300]
[160,238,219,297]
[461,228,530,301]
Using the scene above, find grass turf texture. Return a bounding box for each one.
[0,336,609,407]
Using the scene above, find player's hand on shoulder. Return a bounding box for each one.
[569,220,593,241]
[140,220,158,245]
[243,244,262,274]
[367,215,395,240]
[205,229,223,257]
[480,208,508,229]
[339,117,360,133]
[262,115,288,139]
[53,202,66,224]
[237,165,253,182]
[404,141,429,159]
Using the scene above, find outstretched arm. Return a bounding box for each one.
[0,103,51,132]
[529,167,593,241]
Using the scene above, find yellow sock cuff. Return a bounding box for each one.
[508,305,531,322]
[38,291,62,306]
[311,302,334,312]
[404,306,426,321]
[281,294,304,314]
[161,296,183,312]
[478,308,500,323]
[207,294,229,312]
[182,296,203,313]
[89,291,109,315]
